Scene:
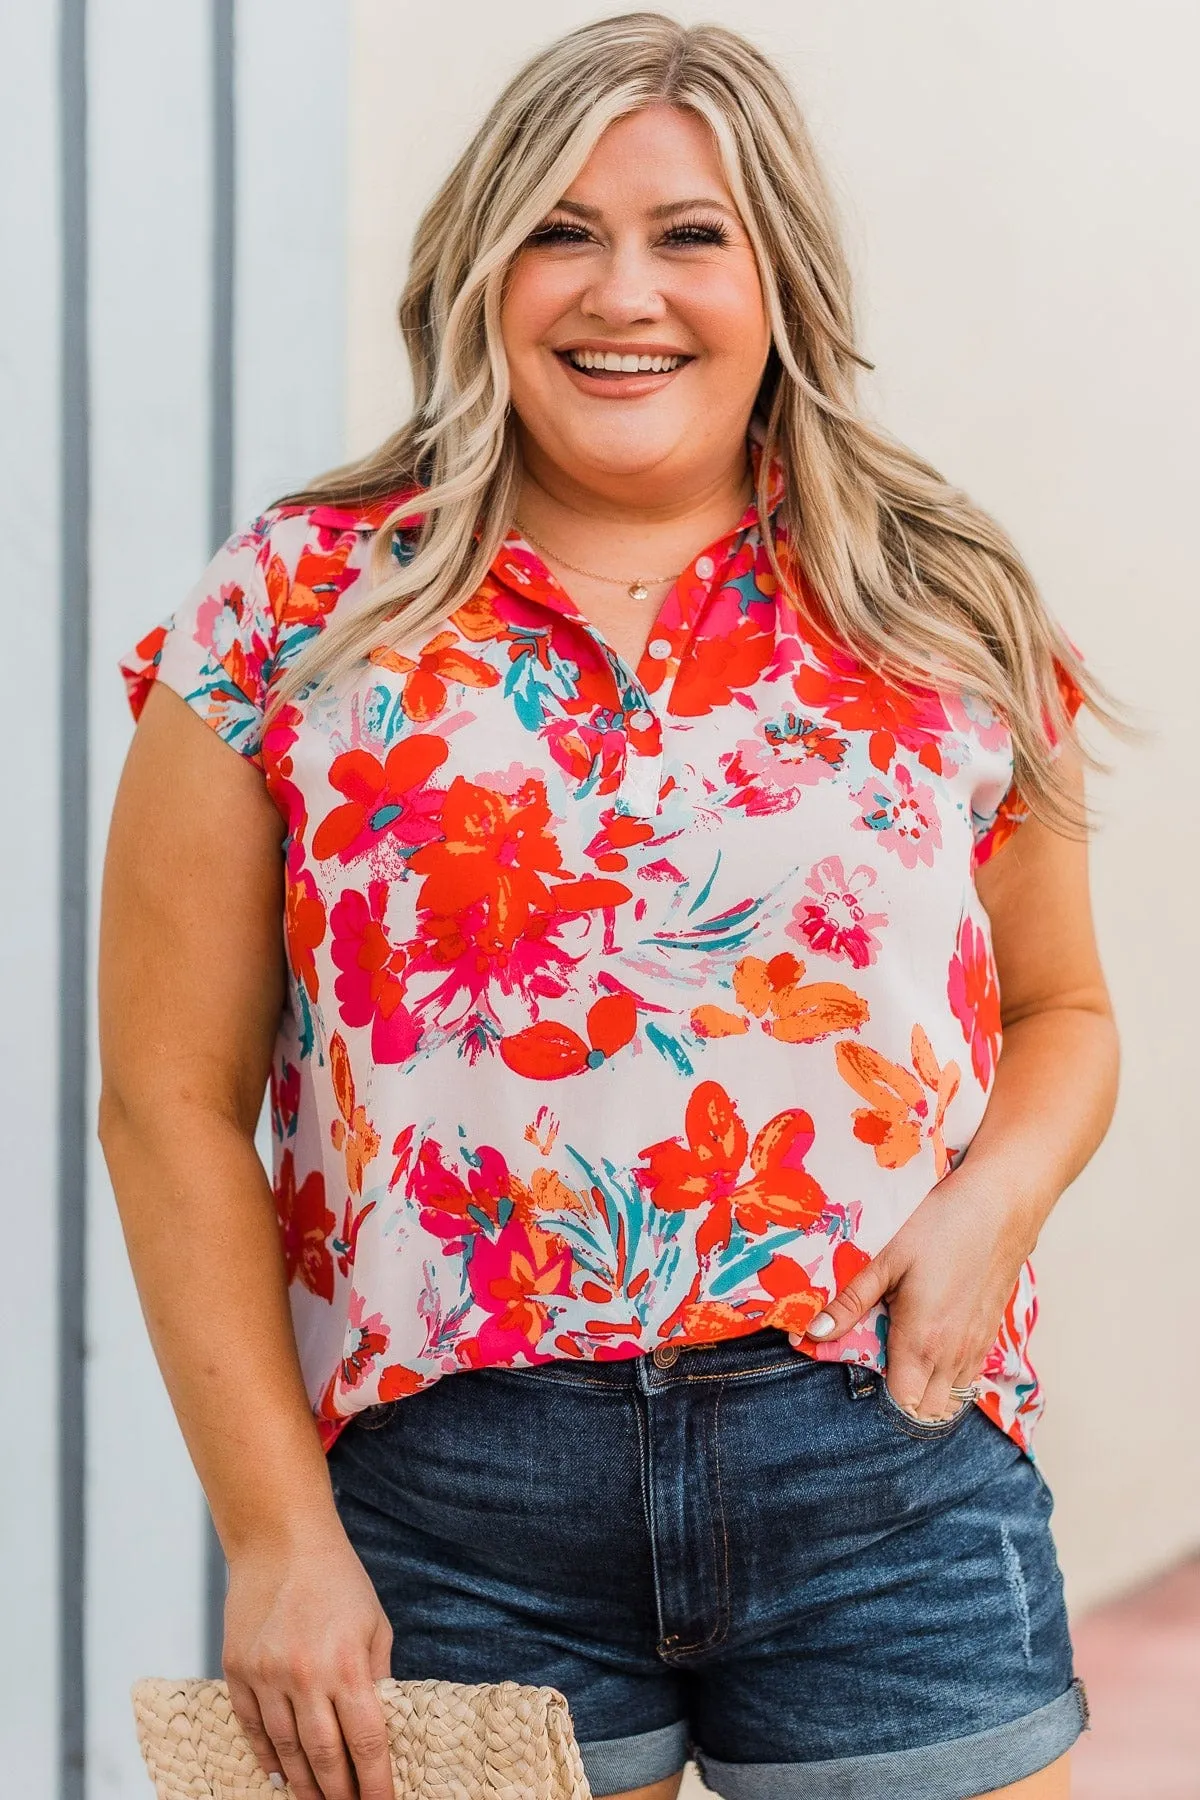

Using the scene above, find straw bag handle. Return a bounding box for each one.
[131,1675,593,1798]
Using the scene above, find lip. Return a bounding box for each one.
[551,344,694,400]
[553,341,695,360]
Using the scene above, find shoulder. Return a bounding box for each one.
[234,484,426,637]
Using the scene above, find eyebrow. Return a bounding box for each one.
[551,196,738,222]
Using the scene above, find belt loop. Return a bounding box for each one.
[846,1362,878,1399]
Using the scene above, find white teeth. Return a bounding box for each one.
[566,349,683,373]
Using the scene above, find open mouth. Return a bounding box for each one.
[555,348,692,381]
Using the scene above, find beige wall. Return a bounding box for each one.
[345,0,1199,1614]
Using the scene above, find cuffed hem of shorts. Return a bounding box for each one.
[693,1678,1089,1800]
[579,1719,691,1795]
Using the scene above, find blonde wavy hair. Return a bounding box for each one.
[266,10,1123,831]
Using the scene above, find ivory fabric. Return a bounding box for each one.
[117,438,1082,1459]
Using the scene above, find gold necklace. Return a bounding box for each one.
[514,519,687,603]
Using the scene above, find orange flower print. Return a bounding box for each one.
[264,527,360,630]
[275,1149,336,1302]
[500,991,638,1079]
[312,734,449,866]
[368,629,500,724]
[835,1024,961,1175]
[948,916,1003,1086]
[284,862,327,1002]
[328,1032,381,1196]
[637,1079,827,1260]
[691,951,869,1046]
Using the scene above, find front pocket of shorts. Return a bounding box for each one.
[876,1378,976,1441]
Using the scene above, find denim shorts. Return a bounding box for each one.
[326,1328,1088,1799]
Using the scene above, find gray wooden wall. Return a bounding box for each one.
[1,5,349,1793]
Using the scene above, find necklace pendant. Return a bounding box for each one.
[628,580,650,602]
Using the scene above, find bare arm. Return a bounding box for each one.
[797,741,1121,1419]
[97,680,393,1800]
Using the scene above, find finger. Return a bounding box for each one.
[226,1676,286,1788]
[258,1690,321,1800]
[797,1250,895,1344]
[913,1360,959,1423]
[884,1329,939,1418]
[335,1676,394,1800]
[292,1690,360,1800]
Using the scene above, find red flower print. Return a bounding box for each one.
[758,1254,828,1334]
[405,779,631,1016]
[275,1150,336,1302]
[284,862,327,1002]
[377,1363,425,1401]
[330,882,421,1064]
[312,734,449,865]
[338,1289,389,1389]
[792,656,949,774]
[787,856,887,970]
[669,616,775,716]
[499,991,638,1079]
[691,951,869,1046]
[637,1080,827,1260]
[368,629,500,724]
[332,1195,377,1280]
[467,1215,573,1351]
[408,775,566,948]
[407,1138,512,1243]
[948,916,1003,1086]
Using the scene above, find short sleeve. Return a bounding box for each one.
[973,652,1087,867]
[117,515,277,768]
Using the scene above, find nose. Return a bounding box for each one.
[578,242,668,327]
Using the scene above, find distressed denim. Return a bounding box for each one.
[327,1328,1087,1798]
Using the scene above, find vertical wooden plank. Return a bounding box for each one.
[0,3,66,1794]
[85,3,211,1792]
[234,0,349,520]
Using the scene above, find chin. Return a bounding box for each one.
[554,419,690,479]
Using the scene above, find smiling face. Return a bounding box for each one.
[500,104,773,504]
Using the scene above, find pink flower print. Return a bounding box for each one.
[947,915,1003,1087]
[330,881,422,1064]
[339,1289,390,1390]
[722,712,848,814]
[787,856,887,969]
[467,1215,574,1360]
[852,764,942,869]
[943,689,1011,754]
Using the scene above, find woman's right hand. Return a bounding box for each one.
[223,1521,396,1800]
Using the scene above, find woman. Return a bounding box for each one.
[99,14,1122,1800]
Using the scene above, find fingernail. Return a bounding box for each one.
[805,1311,836,1339]
[269,1775,285,1791]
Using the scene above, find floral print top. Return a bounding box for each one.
[118,437,1082,1459]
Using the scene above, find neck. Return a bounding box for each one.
[513,432,754,570]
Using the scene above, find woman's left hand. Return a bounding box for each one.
[792,1166,1043,1422]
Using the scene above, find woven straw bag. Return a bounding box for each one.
[131,1676,593,1799]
